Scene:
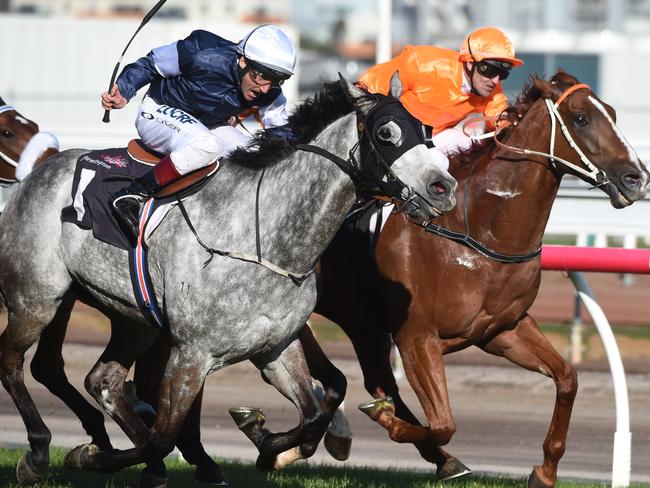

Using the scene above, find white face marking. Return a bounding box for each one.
[455,254,480,269]
[587,96,641,164]
[14,115,30,125]
[486,189,521,199]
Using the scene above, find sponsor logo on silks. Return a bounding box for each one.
[80,155,111,169]
[161,120,181,133]
[141,111,155,120]
[102,154,128,168]
[156,105,197,124]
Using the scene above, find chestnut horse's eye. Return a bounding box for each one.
[574,114,588,127]
[0,128,14,138]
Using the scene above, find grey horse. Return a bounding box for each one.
[0,76,456,485]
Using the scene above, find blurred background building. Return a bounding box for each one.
[1,0,649,246]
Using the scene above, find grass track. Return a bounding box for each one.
[1,448,648,488]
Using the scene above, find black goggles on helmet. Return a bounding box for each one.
[476,59,512,80]
[245,58,291,87]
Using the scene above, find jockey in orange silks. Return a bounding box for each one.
[359,26,524,169]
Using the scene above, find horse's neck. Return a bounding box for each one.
[195,114,358,272]
[454,101,561,253]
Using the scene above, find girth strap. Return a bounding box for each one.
[423,222,541,264]
[176,193,315,286]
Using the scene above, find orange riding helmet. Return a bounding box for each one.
[459,26,524,67]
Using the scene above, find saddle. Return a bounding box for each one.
[127,139,219,197]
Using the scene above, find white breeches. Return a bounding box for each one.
[15,131,60,181]
[135,96,253,175]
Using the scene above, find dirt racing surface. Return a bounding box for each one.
[0,271,649,484]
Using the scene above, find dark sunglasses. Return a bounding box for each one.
[476,61,511,80]
[246,60,290,88]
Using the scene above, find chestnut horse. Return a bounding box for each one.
[310,71,648,488]
[0,98,40,183]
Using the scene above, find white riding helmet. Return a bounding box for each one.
[237,24,297,78]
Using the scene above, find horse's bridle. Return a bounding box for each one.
[0,104,20,185]
[494,83,608,186]
[297,95,434,214]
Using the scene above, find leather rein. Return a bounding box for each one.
[423,83,595,264]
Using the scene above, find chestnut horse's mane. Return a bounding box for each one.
[448,70,581,167]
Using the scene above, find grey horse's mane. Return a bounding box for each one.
[228,81,373,168]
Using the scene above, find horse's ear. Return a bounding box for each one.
[339,73,376,113]
[533,78,563,102]
[388,71,403,99]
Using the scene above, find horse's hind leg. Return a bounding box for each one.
[233,336,328,471]
[345,325,469,480]
[0,303,64,484]
[479,314,578,488]
[30,296,112,451]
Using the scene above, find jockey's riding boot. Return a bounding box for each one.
[110,155,181,242]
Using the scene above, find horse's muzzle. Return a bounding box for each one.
[426,176,457,213]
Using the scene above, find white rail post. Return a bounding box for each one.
[569,271,631,488]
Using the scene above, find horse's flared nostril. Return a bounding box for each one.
[622,172,643,191]
[429,180,449,197]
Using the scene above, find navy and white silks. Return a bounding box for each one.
[116,30,290,175]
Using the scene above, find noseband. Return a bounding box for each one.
[494,83,608,186]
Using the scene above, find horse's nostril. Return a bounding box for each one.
[622,172,642,189]
[429,181,448,195]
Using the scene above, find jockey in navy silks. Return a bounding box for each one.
[101,24,297,240]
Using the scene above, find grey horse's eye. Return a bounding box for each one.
[375,120,402,146]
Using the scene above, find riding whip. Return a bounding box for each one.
[102,0,168,123]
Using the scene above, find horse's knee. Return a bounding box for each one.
[84,367,121,414]
[556,362,578,403]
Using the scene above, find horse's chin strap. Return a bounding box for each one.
[494,83,607,186]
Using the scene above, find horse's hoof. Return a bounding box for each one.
[324,431,352,461]
[229,406,266,429]
[358,396,395,420]
[64,443,99,470]
[140,470,168,488]
[527,468,555,488]
[15,453,43,486]
[194,463,229,486]
[437,457,472,481]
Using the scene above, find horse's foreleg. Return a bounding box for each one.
[480,314,577,488]
[345,326,467,479]
[364,332,455,445]
[83,345,207,474]
[238,336,328,471]
[298,325,351,461]
[30,298,112,450]
[134,331,226,485]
